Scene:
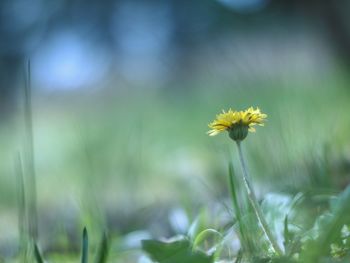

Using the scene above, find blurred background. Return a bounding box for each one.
[1,0,350,261]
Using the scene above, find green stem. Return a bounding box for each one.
[235,141,283,256]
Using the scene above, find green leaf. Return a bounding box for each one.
[81,227,89,263]
[283,215,290,248]
[300,186,350,261]
[193,228,223,252]
[142,238,214,263]
[34,243,44,263]
[94,232,109,263]
[330,185,350,217]
[188,209,208,241]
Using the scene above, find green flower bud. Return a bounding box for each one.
[228,122,248,141]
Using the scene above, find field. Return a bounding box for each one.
[0,66,350,262]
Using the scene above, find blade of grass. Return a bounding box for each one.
[228,162,251,255]
[34,243,44,263]
[234,249,243,263]
[15,153,28,261]
[23,60,38,241]
[94,232,109,263]
[81,227,89,263]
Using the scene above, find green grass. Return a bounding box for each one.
[0,67,350,261]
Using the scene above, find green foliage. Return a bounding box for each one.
[81,227,89,263]
[300,186,350,262]
[94,232,109,263]
[32,228,110,263]
[34,244,44,263]
[194,228,229,261]
[4,65,350,262]
[142,238,214,263]
[228,162,257,256]
[283,216,302,258]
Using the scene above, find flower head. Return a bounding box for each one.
[208,107,267,141]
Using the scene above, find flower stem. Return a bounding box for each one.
[235,141,283,255]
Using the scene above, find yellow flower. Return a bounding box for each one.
[208,107,267,141]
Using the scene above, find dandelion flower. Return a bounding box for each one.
[208,107,267,141]
[207,107,281,255]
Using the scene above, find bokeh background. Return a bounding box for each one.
[1,0,350,261]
